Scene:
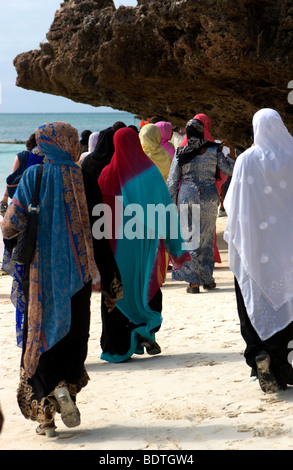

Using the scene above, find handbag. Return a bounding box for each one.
[11,165,44,264]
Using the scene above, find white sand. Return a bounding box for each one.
[1,216,293,451]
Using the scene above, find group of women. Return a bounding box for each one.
[0,118,189,436]
[2,107,293,437]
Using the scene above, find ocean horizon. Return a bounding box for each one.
[0,111,139,198]
[0,111,138,141]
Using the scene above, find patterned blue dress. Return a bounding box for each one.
[167,146,235,285]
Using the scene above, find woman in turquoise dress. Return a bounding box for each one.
[97,127,189,363]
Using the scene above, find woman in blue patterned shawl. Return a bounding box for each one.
[1,122,122,437]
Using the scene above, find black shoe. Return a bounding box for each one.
[140,337,161,355]
[255,353,280,394]
[203,282,216,290]
[186,284,200,293]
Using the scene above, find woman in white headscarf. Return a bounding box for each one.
[224,108,293,393]
[79,131,100,163]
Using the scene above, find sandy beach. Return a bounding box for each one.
[1,216,293,451]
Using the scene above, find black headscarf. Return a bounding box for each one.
[80,129,92,146]
[82,122,127,179]
[82,127,115,179]
[176,119,219,166]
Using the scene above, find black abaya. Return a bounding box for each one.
[234,277,293,389]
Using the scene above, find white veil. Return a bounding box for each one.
[224,108,293,340]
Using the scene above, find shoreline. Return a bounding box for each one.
[1,216,293,450]
[0,141,25,144]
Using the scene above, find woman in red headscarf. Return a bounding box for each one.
[97,127,189,362]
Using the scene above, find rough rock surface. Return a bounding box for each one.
[14,0,293,147]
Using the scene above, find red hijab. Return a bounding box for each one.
[181,113,215,146]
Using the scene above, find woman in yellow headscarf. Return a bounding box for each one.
[139,124,172,182]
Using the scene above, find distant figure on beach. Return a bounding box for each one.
[149,116,165,124]
[26,145,46,168]
[128,124,139,133]
[79,129,92,155]
[82,121,126,179]
[112,121,126,132]
[97,127,189,363]
[167,118,235,294]
[79,131,100,163]
[139,123,172,182]
[1,143,46,350]
[1,121,122,437]
[155,121,175,159]
[0,133,36,215]
[224,108,293,393]
[170,125,185,150]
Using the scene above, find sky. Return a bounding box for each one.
[0,0,137,113]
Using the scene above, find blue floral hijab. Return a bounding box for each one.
[1,122,100,376]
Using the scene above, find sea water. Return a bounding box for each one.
[0,112,139,197]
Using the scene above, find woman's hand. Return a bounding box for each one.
[221,139,236,160]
